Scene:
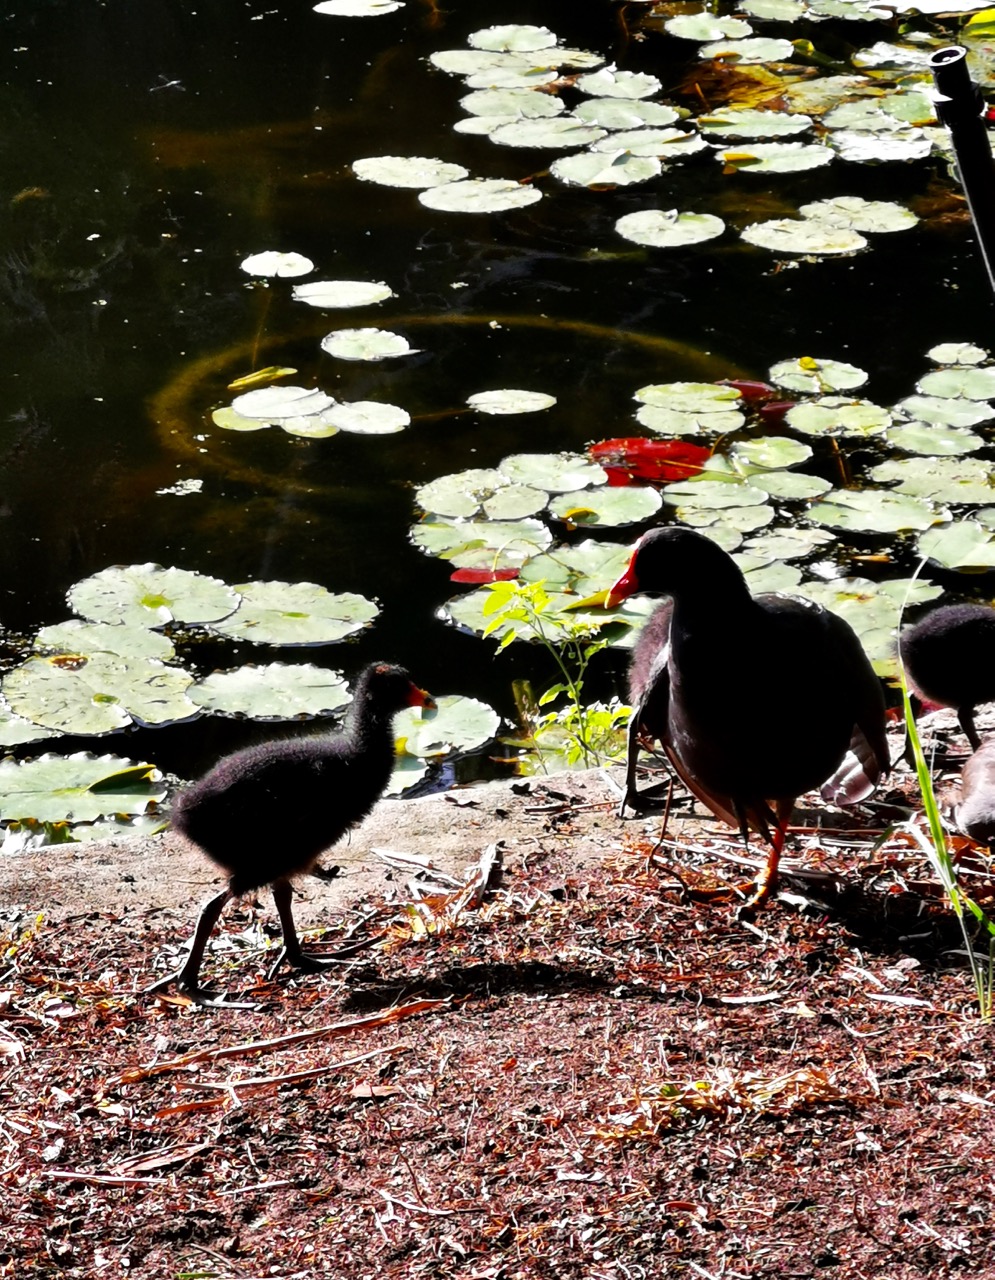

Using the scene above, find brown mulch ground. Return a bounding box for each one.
[3,718,995,1280]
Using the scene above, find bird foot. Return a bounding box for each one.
[266,947,344,981]
[618,781,671,818]
[735,874,777,918]
[145,973,259,1011]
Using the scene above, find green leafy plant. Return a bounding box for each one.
[900,666,995,1021]
[482,579,629,770]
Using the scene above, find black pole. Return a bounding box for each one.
[931,45,995,300]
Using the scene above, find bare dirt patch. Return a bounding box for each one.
[2,714,995,1279]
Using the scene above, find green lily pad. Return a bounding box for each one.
[0,753,166,823]
[884,421,982,456]
[916,366,995,401]
[240,251,313,278]
[666,14,753,39]
[548,484,662,527]
[590,128,707,159]
[716,142,831,174]
[443,583,651,645]
[636,405,745,435]
[324,401,410,434]
[701,36,795,62]
[189,663,351,719]
[460,87,565,119]
[231,385,335,420]
[552,151,661,187]
[769,357,868,394]
[467,23,557,52]
[385,754,430,796]
[917,520,995,570]
[928,343,988,365]
[34,620,176,662]
[663,477,771,510]
[394,695,500,757]
[352,155,470,188]
[314,0,403,14]
[291,279,395,308]
[519,540,632,593]
[806,488,944,533]
[418,179,543,213]
[680,503,774,534]
[828,130,932,164]
[320,328,416,361]
[416,470,546,520]
[741,0,807,17]
[786,397,891,438]
[575,67,662,99]
[699,107,811,138]
[728,437,814,470]
[68,564,239,629]
[467,389,557,415]
[734,558,804,593]
[616,209,725,248]
[572,98,679,129]
[895,394,994,427]
[411,517,553,569]
[209,582,379,646]
[742,528,835,560]
[636,381,742,412]
[499,453,606,491]
[799,196,918,233]
[488,118,607,149]
[750,471,832,500]
[3,653,197,735]
[741,220,867,256]
[0,699,60,748]
[869,457,995,504]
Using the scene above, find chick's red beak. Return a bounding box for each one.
[605,559,640,608]
[408,683,437,711]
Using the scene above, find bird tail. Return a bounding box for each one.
[820,725,889,806]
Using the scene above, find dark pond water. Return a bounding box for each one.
[0,0,992,780]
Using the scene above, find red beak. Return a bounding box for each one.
[408,683,436,711]
[605,559,640,608]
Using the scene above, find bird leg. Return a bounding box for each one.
[146,887,258,1010]
[738,799,794,913]
[959,706,982,752]
[270,877,341,976]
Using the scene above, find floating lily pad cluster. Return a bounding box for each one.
[0,566,501,818]
[337,17,946,258]
[412,343,995,676]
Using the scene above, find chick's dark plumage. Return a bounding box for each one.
[900,603,995,750]
[151,662,434,1007]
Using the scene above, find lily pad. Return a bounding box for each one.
[916,366,995,401]
[699,108,811,138]
[291,279,395,308]
[0,699,60,748]
[666,14,754,39]
[572,98,680,129]
[769,357,868,394]
[928,343,988,365]
[209,582,379,646]
[460,88,564,119]
[240,251,314,278]
[416,470,546,520]
[895,394,994,427]
[575,67,662,99]
[828,130,932,164]
[663,477,771,510]
[728,437,813,470]
[742,528,835,560]
[231,385,334,420]
[548,485,662,527]
[411,517,553,569]
[0,754,166,823]
[750,471,832,499]
[701,36,795,62]
[884,421,982,456]
[786,397,891,437]
[868,457,995,504]
[551,151,661,187]
[741,220,867,256]
[714,141,832,173]
[385,754,430,796]
[799,196,918,233]
[418,179,543,213]
[352,155,469,188]
[467,24,557,53]
[589,129,707,159]
[806,488,944,533]
[68,564,239,629]
[34,620,176,662]
[3,652,198,735]
[394,695,500,757]
[189,663,351,720]
[917,520,995,570]
[499,452,606,491]
[487,118,607,149]
[466,389,556,415]
[798,576,942,674]
[324,401,410,434]
[314,0,403,13]
[519,540,632,594]
[616,209,725,248]
[320,328,416,361]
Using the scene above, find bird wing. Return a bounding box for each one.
[818,609,890,806]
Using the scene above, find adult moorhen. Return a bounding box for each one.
[149,661,435,1007]
[955,738,995,849]
[899,603,995,750]
[606,527,890,908]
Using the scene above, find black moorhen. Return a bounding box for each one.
[149,662,435,1007]
[899,604,995,750]
[606,528,890,907]
[955,738,995,849]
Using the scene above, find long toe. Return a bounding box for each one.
[146,972,258,1011]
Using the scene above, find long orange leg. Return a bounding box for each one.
[740,798,795,912]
